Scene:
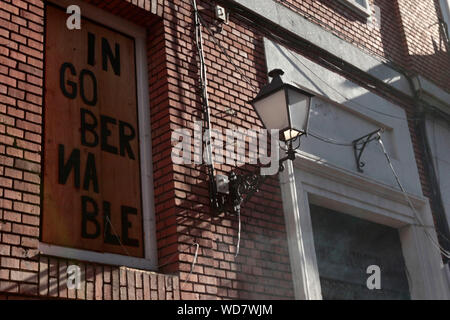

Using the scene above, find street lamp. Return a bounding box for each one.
[252,69,313,143]
[212,69,314,215]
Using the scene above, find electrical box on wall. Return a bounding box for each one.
[215,5,228,24]
[216,175,229,194]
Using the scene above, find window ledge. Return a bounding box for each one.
[338,0,372,18]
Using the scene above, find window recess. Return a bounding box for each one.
[338,0,372,18]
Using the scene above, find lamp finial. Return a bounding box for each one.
[268,69,284,78]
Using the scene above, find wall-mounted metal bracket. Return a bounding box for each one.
[212,139,297,216]
[353,128,384,173]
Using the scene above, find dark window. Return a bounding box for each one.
[310,204,411,300]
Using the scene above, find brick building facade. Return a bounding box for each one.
[0,0,449,300]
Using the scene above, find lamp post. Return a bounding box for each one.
[211,69,314,215]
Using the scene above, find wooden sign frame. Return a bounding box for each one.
[39,0,157,270]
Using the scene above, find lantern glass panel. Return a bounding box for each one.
[287,87,311,136]
[282,129,302,141]
[253,89,288,130]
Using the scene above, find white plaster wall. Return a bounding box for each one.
[426,117,450,232]
[279,156,450,299]
[439,0,450,36]
[229,0,412,95]
[258,7,450,299]
[265,39,423,197]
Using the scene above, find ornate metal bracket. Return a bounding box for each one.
[352,129,384,173]
[211,140,297,216]
[218,172,267,216]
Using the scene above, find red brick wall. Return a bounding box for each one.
[1,0,446,301]
[273,0,447,213]
[0,0,180,299]
[1,0,294,300]
[160,0,293,299]
[397,0,450,91]
[277,0,409,69]
[1,0,45,297]
[278,0,450,91]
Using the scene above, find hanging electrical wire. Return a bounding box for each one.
[192,0,244,256]
[198,9,450,256]
[378,136,450,259]
[231,4,436,123]
[285,50,423,122]
[157,242,201,269]
[197,5,427,123]
[198,14,259,92]
[191,4,450,260]
[105,215,131,257]
[308,130,357,147]
[191,0,220,212]
[306,127,450,258]
[192,0,213,166]
[302,125,450,258]
[181,242,200,289]
[235,209,241,258]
